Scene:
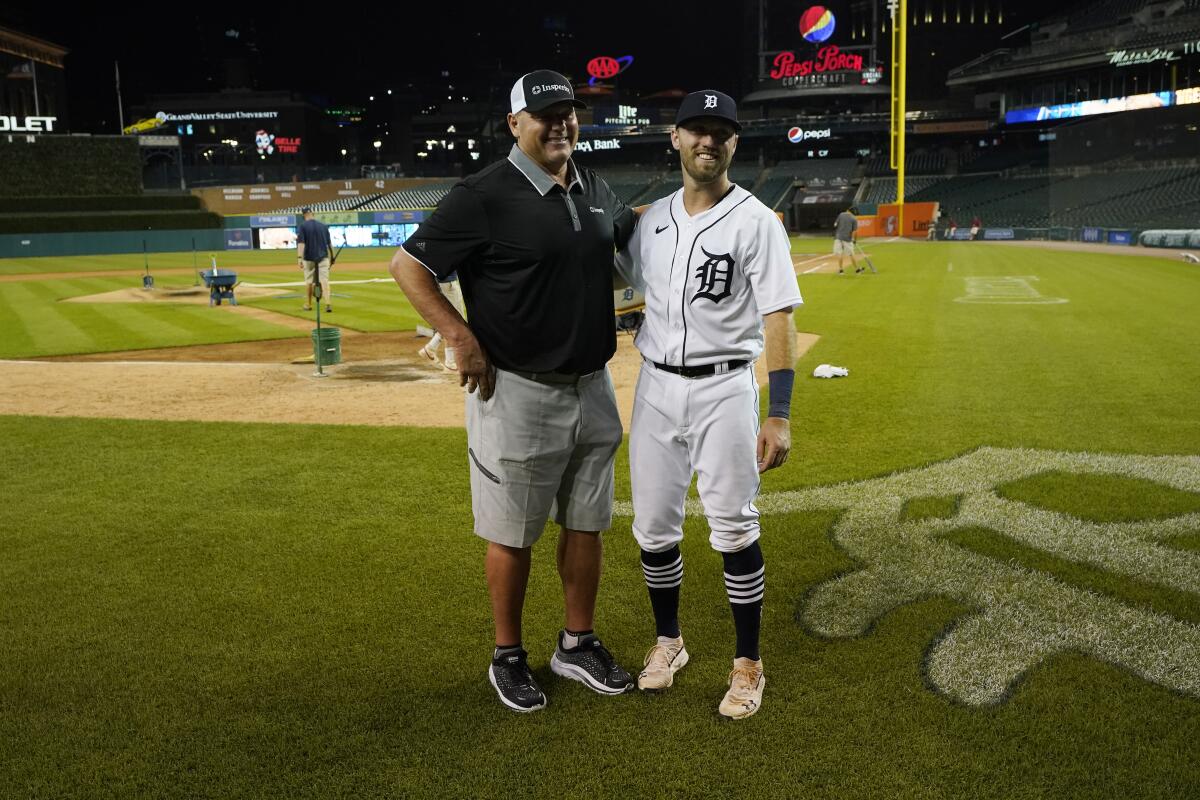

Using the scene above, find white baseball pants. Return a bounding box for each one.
[630,361,762,554]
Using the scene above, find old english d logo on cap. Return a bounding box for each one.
[675,89,742,131]
[510,70,588,114]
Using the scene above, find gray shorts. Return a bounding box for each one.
[302,258,330,283]
[465,368,623,548]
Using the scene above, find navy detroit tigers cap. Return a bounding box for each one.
[510,70,587,114]
[675,90,742,132]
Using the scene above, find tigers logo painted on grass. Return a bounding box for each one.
[615,448,1200,705]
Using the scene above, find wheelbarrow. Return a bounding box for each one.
[199,269,238,306]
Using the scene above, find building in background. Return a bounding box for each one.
[0,25,68,130]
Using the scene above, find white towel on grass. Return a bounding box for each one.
[812,364,849,378]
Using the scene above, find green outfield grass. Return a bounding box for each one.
[0,276,302,359]
[1,241,1199,798]
[0,268,417,359]
[238,271,424,332]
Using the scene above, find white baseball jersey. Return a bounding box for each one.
[616,185,802,366]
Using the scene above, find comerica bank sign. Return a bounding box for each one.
[0,116,59,132]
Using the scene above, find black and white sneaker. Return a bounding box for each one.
[489,649,547,713]
[550,633,634,695]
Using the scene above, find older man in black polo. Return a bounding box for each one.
[389,69,637,712]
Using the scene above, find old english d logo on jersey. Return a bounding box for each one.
[692,247,734,304]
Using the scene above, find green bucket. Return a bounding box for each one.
[311,327,342,366]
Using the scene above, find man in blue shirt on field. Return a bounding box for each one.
[297,208,333,313]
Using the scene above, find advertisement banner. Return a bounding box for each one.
[249,214,295,228]
[374,210,427,224]
[315,212,358,225]
[854,215,881,237]
[1006,91,1172,124]
[875,202,938,238]
[224,228,253,250]
[1107,230,1133,245]
[982,228,1015,240]
[1081,227,1103,243]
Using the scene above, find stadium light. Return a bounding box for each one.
[340,148,347,156]
[387,89,392,95]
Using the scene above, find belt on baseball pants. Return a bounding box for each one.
[508,369,598,386]
[650,359,748,379]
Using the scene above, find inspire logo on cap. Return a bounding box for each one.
[510,70,588,115]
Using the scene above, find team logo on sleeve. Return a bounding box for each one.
[692,247,734,304]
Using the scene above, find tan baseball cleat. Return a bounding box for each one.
[719,657,765,719]
[638,636,689,692]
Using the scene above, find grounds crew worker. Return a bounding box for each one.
[833,204,862,274]
[297,208,333,312]
[389,69,637,712]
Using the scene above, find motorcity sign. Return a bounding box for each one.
[1107,48,1179,67]
[771,46,865,81]
[0,116,58,132]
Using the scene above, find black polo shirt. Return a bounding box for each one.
[402,144,636,374]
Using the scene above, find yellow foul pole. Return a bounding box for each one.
[889,0,907,236]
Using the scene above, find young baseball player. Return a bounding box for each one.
[616,90,802,719]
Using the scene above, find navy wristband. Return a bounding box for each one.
[767,369,794,419]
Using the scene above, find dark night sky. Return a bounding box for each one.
[6,0,1065,132]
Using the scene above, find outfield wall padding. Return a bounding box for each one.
[0,229,228,259]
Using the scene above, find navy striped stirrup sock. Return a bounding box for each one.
[723,541,765,661]
[641,545,683,639]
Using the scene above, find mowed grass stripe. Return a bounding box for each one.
[0,282,99,357]
[0,285,37,356]
[943,526,1200,625]
[0,275,313,357]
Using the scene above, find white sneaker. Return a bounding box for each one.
[443,358,458,371]
[417,345,438,363]
[637,636,688,692]
[719,657,765,719]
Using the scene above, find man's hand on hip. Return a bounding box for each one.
[453,332,496,400]
[757,416,791,473]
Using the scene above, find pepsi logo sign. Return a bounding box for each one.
[787,127,832,142]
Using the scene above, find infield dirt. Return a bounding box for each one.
[7,332,818,428]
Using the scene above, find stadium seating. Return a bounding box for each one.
[273,195,383,214]
[596,168,663,205]
[776,159,857,186]
[907,163,1200,230]
[863,176,948,204]
[356,185,456,210]
[753,174,796,209]
[865,151,946,176]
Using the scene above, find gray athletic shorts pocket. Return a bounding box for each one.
[466,368,622,548]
